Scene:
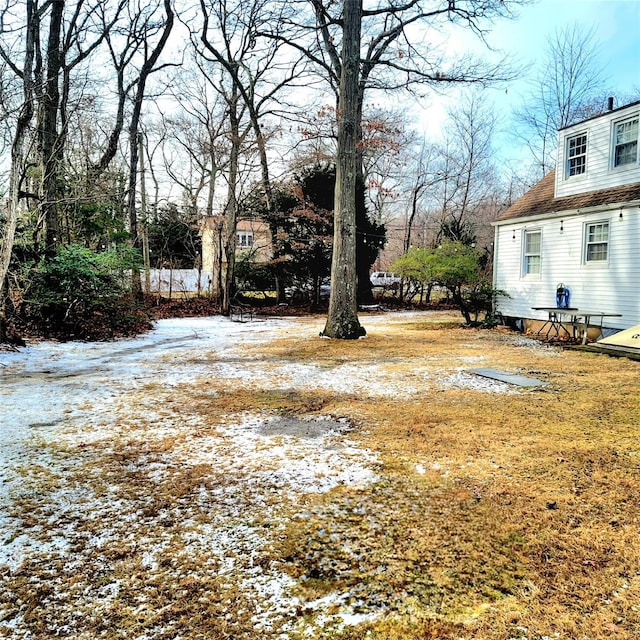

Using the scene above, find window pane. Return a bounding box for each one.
[588,223,608,243]
[616,141,638,166]
[568,134,586,155]
[587,243,608,261]
[568,156,586,175]
[614,119,638,166]
[525,255,541,274]
[616,119,638,144]
[525,232,540,254]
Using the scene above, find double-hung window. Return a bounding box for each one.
[566,132,587,177]
[523,230,541,276]
[584,221,609,263]
[613,117,638,167]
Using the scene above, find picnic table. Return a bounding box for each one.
[532,307,623,344]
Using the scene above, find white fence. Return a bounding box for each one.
[142,269,211,295]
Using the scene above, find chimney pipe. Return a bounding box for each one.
[608,96,614,111]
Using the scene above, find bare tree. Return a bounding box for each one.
[296,0,526,338]
[381,92,503,278]
[360,110,414,224]
[514,23,606,179]
[0,0,181,338]
[125,0,174,295]
[197,0,310,306]
[402,140,437,253]
[90,0,148,176]
[191,19,254,312]
[160,71,229,216]
[0,0,37,342]
[37,0,65,254]
[434,91,499,246]
[169,48,255,310]
[321,0,362,337]
[157,63,236,302]
[0,0,129,255]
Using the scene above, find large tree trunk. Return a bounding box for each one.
[40,0,64,256]
[322,0,363,339]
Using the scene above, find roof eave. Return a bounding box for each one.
[492,198,640,227]
[558,99,640,132]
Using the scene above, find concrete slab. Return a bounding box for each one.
[468,368,548,388]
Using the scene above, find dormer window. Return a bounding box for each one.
[566,133,587,177]
[613,116,638,167]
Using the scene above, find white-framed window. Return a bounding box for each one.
[613,116,638,168]
[566,132,587,177]
[523,229,541,276]
[237,231,254,247]
[584,221,609,263]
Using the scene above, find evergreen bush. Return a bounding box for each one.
[21,245,151,340]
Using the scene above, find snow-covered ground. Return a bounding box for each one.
[0,312,536,638]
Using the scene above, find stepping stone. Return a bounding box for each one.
[468,368,548,388]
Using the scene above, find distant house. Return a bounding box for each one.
[493,99,640,333]
[201,216,272,280]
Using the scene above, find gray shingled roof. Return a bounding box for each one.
[497,169,640,222]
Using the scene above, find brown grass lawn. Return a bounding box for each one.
[2,311,639,639]
[245,315,640,639]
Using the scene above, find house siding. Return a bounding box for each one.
[556,103,640,198]
[494,208,640,330]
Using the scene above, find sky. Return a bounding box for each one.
[417,0,640,161]
[492,0,640,102]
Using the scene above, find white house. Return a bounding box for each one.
[493,99,640,333]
